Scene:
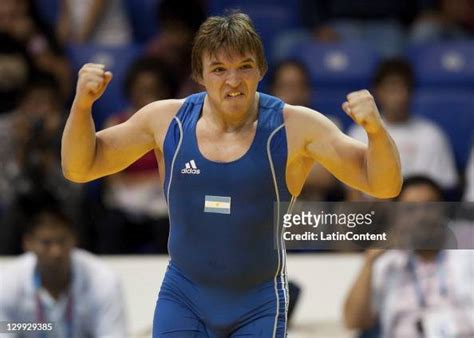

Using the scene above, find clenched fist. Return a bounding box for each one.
[74,63,113,109]
[342,90,383,134]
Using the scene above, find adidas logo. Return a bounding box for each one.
[181,160,200,174]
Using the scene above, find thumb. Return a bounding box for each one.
[104,71,113,85]
[342,101,353,118]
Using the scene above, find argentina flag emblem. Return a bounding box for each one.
[204,195,231,214]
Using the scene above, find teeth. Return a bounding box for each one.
[228,92,241,97]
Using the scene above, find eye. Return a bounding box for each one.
[212,67,225,73]
[240,64,253,70]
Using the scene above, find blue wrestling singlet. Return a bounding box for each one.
[153,92,295,338]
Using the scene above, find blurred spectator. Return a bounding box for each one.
[0,72,83,254]
[344,176,474,337]
[0,205,127,337]
[146,0,206,96]
[0,33,33,115]
[410,0,474,43]
[268,59,343,201]
[348,58,458,191]
[0,33,34,216]
[56,0,132,46]
[97,57,176,253]
[0,0,72,98]
[464,146,474,202]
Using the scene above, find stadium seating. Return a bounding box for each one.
[290,41,380,89]
[407,41,474,89]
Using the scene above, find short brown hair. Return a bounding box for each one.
[191,12,268,82]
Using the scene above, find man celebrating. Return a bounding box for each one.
[62,12,401,338]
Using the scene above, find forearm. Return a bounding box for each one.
[344,259,377,329]
[366,127,402,198]
[61,100,97,182]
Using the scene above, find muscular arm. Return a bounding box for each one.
[61,63,178,183]
[62,102,158,182]
[287,91,402,198]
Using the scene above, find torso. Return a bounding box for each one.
[151,98,313,197]
[157,92,293,289]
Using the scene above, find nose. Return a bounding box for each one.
[48,243,64,259]
[225,69,241,88]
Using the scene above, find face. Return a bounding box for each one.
[399,184,442,202]
[396,184,446,250]
[199,50,263,116]
[23,217,75,275]
[375,75,411,122]
[271,64,310,106]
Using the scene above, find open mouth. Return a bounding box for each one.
[226,92,243,98]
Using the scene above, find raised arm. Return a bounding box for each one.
[343,249,384,330]
[287,90,402,199]
[61,63,177,183]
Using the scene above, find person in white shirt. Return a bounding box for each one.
[344,176,474,338]
[0,206,127,338]
[347,58,459,191]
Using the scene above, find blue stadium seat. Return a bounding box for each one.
[407,41,474,89]
[310,89,353,131]
[290,41,380,89]
[67,43,142,127]
[411,89,474,170]
[123,0,159,42]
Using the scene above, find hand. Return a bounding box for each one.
[342,90,383,134]
[74,63,113,109]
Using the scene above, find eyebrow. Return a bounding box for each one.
[209,58,256,67]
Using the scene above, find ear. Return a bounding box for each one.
[196,75,205,87]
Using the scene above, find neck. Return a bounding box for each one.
[416,250,440,262]
[383,109,410,124]
[204,93,259,132]
[38,266,71,299]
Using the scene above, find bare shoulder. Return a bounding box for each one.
[149,99,184,148]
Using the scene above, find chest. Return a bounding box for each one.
[195,119,257,163]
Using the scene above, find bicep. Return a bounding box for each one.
[299,109,370,191]
[88,107,157,180]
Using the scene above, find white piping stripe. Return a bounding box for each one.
[282,195,296,325]
[166,116,184,205]
[267,123,286,338]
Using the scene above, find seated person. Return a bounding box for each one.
[344,176,474,337]
[0,205,127,337]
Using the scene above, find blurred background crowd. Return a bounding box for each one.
[0,0,473,337]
